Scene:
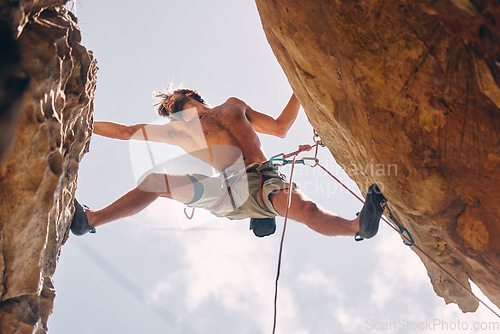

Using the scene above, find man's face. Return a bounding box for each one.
[163,93,191,120]
[169,94,191,116]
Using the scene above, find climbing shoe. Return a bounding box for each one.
[70,199,96,236]
[250,217,276,238]
[355,184,386,241]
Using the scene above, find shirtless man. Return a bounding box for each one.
[71,88,385,240]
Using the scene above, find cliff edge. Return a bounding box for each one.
[0,1,96,332]
[256,0,499,312]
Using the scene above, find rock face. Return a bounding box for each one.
[0,19,28,160]
[256,0,499,312]
[0,1,96,333]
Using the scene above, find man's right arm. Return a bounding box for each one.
[93,121,185,145]
[93,121,147,140]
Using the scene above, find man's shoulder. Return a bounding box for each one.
[212,98,247,115]
[223,97,246,106]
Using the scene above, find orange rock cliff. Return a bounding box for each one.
[0,1,96,332]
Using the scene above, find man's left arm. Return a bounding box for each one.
[228,94,300,138]
[273,93,300,137]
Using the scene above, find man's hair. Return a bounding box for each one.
[154,86,207,118]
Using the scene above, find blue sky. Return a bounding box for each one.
[50,1,500,333]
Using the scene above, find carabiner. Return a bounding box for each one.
[302,157,319,167]
[400,228,415,247]
[269,158,287,167]
[270,153,285,160]
[313,129,325,147]
[383,203,414,247]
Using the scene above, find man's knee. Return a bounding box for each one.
[285,188,319,214]
[269,187,316,214]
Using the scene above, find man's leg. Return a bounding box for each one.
[269,187,359,237]
[86,173,194,228]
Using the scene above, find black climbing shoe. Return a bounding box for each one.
[70,199,96,236]
[355,184,386,241]
[250,217,276,238]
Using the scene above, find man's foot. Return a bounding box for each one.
[71,199,96,236]
[355,184,386,241]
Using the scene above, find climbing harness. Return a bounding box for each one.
[183,160,292,226]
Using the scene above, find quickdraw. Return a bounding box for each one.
[382,203,414,247]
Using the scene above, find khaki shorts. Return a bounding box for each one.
[186,164,292,220]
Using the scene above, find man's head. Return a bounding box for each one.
[155,88,207,120]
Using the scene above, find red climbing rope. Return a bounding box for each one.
[272,153,301,334]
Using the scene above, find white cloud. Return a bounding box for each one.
[140,203,288,332]
[333,304,366,333]
[297,270,345,300]
[133,197,327,333]
[369,231,429,310]
[273,287,310,334]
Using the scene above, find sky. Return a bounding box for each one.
[50,1,500,333]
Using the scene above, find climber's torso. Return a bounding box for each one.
[167,99,268,171]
